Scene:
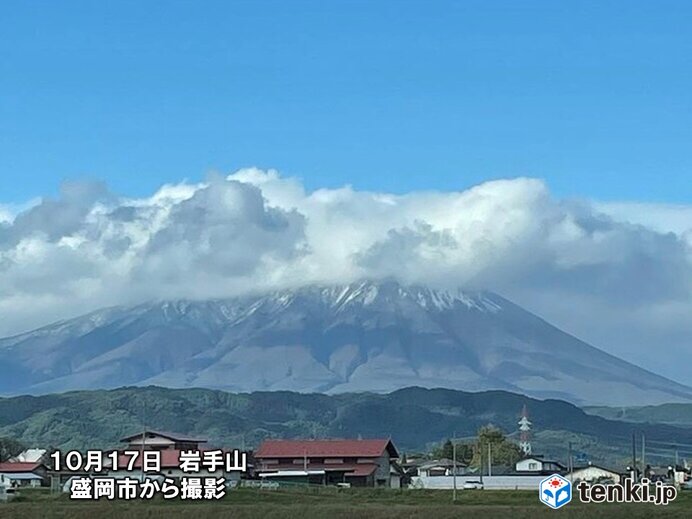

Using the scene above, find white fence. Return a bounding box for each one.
[410,475,547,490]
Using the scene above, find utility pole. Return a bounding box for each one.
[479,444,484,485]
[487,443,492,477]
[140,393,146,479]
[631,431,637,481]
[452,435,457,503]
[568,442,573,483]
[641,433,646,475]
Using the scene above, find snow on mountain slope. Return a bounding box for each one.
[0,280,690,406]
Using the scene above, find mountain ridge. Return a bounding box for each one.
[1,280,690,406]
[1,385,692,467]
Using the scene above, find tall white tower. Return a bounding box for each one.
[518,404,532,456]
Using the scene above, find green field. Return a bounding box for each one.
[2,487,691,518]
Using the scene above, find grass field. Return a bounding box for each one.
[2,487,691,518]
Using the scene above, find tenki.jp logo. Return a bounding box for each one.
[539,474,572,509]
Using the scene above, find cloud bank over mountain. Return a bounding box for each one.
[1,170,690,382]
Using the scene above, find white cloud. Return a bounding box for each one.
[595,201,692,246]
[1,169,690,382]
[0,206,10,224]
[0,198,41,224]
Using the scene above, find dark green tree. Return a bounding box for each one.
[0,437,25,463]
[441,439,454,459]
[471,425,522,468]
[433,439,474,463]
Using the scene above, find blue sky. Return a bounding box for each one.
[1,0,691,203]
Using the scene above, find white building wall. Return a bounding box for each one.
[515,458,543,472]
[410,475,547,490]
[570,467,621,484]
[0,474,42,488]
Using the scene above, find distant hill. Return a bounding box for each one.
[585,403,692,428]
[1,281,691,406]
[1,386,691,467]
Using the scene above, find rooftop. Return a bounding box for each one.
[119,430,208,444]
[256,438,398,459]
[9,449,46,463]
[0,462,43,473]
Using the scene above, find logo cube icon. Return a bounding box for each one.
[539,474,572,509]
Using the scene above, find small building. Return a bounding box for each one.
[515,456,566,474]
[569,463,624,484]
[0,472,44,488]
[400,456,426,475]
[416,459,467,477]
[49,430,244,490]
[104,430,246,483]
[255,438,400,488]
[390,462,405,488]
[0,462,47,487]
[671,465,690,485]
[119,430,208,451]
[104,431,243,482]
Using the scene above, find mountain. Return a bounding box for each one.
[585,404,692,428]
[2,386,692,467]
[0,280,690,405]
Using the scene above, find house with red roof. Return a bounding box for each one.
[255,438,401,488]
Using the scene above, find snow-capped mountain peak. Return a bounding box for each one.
[0,280,690,406]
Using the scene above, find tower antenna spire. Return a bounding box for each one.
[518,404,532,456]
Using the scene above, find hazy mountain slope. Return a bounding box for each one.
[585,403,692,427]
[0,281,690,405]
